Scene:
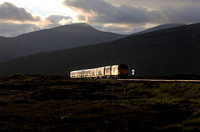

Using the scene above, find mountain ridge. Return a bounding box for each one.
[0,23,125,62]
[0,23,200,76]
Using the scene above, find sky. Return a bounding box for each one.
[0,0,200,37]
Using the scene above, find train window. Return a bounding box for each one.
[98,71,102,75]
[105,68,110,73]
[113,68,116,73]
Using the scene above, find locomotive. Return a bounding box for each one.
[70,64,128,79]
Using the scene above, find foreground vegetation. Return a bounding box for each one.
[1,75,200,131]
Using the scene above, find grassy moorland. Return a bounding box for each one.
[1,75,200,131]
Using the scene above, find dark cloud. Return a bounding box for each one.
[64,0,200,25]
[46,15,73,28]
[161,6,200,23]
[0,2,40,21]
[0,23,40,37]
[105,0,200,8]
[64,0,165,24]
[65,0,112,14]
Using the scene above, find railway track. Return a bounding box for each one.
[117,79,200,83]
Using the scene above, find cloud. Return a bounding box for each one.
[95,23,146,34]
[63,0,200,33]
[0,2,40,22]
[0,22,40,37]
[0,14,74,37]
[105,0,200,8]
[0,1,199,36]
[0,2,41,37]
[45,15,73,28]
[64,0,165,24]
[160,6,200,23]
[0,3,74,37]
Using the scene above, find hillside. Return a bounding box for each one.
[0,23,124,62]
[0,23,200,76]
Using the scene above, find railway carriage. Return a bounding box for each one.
[91,68,97,78]
[111,65,119,77]
[70,64,128,79]
[105,66,112,78]
[96,67,105,78]
[70,71,77,78]
[77,70,83,78]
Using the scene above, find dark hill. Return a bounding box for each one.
[0,23,124,62]
[0,23,200,76]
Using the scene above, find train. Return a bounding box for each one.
[70,64,129,79]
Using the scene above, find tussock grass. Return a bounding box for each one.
[1,75,200,131]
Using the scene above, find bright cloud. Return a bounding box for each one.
[0,0,74,16]
[97,23,146,34]
[45,15,73,28]
[0,1,75,37]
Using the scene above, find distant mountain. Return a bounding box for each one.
[133,23,186,35]
[0,23,200,76]
[0,23,125,62]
